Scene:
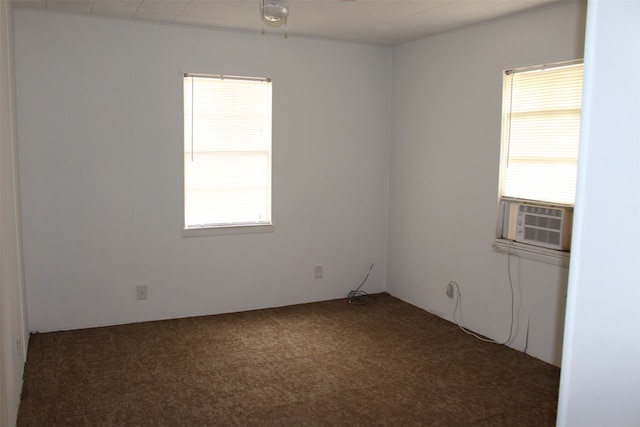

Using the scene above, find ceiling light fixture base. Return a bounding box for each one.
[260,0,289,38]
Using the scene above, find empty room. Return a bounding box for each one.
[1,0,639,425]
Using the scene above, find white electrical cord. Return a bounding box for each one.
[450,244,516,345]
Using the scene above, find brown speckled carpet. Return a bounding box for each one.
[17,293,560,426]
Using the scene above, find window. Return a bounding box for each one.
[496,60,583,252]
[183,73,272,234]
[499,61,583,205]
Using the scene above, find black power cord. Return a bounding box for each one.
[348,263,376,305]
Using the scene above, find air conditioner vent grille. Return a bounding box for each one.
[519,205,563,217]
[524,228,561,245]
[524,214,562,230]
[510,203,572,250]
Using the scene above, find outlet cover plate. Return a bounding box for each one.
[136,284,148,300]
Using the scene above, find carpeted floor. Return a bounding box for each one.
[17,293,560,426]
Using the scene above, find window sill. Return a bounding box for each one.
[182,223,274,238]
[492,239,570,267]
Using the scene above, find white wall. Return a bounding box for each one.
[14,10,391,333]
[0,1,29,425]
[387,2,586,366]
[557,0,640,425]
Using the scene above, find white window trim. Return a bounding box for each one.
[181,72,273,236]
[182,223,274,238]
[498,59,583,206]
[492,239,569,267]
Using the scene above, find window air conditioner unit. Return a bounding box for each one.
[505,202,572,251]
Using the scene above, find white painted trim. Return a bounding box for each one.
[492,239,570,267]
[182,223,274,237]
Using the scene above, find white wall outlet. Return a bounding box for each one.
[136,284,148,300]
[314,265,323,279]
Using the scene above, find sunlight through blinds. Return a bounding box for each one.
[500,62,583,205]
[184,74,272,228]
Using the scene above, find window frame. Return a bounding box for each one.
[498,59,583,207]
[181,72,274,238]
[494,60,583,259]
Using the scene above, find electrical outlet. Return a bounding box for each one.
[446,281,456,299]
[136,284,148,300]
[314,265,323,279]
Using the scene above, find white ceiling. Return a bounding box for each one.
[10,0,574,46]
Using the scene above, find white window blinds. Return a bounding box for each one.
[183,74,272,228]
[500,62,583,206]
